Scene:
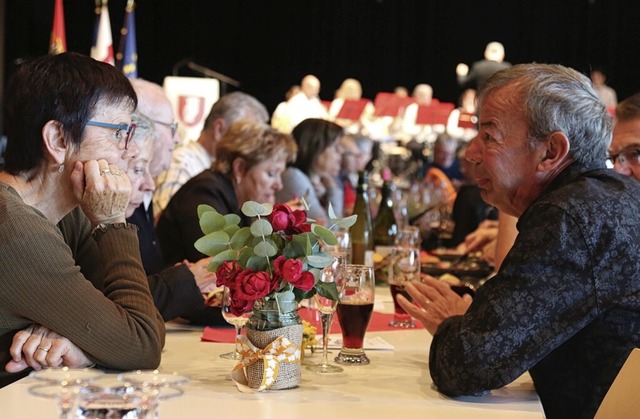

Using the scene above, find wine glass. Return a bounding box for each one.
[117,370,189,418]
[220,286,253,360]
[28,367,105,418]
[307,258,344,374]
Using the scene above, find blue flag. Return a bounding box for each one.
[116,2,137,78]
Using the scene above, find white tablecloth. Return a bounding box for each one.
[0,289,545,418]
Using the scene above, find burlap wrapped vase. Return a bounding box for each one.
[244,297,303,390]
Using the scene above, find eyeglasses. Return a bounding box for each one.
[608,146,640,167]
[151,119,179,137]
[85,121,136,150]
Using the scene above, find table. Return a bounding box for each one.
[0,290,544,418]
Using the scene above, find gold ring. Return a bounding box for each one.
[37,346,50,352]
[100,168,112,176]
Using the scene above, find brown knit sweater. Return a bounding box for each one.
[0,183,165,387]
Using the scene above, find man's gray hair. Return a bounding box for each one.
[202,91,268,132]
[477,63,612,166]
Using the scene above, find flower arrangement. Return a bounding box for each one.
[194,201,356,317]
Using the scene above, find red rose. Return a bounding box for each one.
[269,204,294,232]
[281,258,303,283]
[235,268,272,301]
[215,261,242,287]
[292,271,315,291]
[290,209,311,233]
[228,288,254,316]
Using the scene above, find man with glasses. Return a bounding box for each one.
[152,91,269,217]
[127,78,180,275]
[610,92,640,181]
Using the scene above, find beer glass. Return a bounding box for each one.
[335,264,375,365]
[388,246,420,328]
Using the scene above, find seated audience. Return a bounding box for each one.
[153,92,269,216]
[422,133,465,188]
[0,52,164,386]
[609,92,640,180]
[275,118,344,224]
[157,121,297,265]
[399,63,640,418]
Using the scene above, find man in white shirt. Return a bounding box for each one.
[153,91,269,216]
[272,74,328,133]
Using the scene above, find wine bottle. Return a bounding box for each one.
[373,180,398,254]
[350,171,374,267]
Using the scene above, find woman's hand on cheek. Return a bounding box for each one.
[78,159,132,226]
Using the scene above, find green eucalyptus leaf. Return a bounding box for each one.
[230,227,252,250]
[241,201,272,217]
[250,218,273,237]
[199,211,227,235]
[312,224,337,246]
[275,290,298,313]
[197,204,218,218]
[224,213,241,226]
[254,240,277,257]
[328,203,337,220]
[223,224,240,237]
[306,253,334,269]
[194,231,230,255]
[333,214,357,229]
[238,247,254,268]
[246,255,269,271]
[210,249,239,266]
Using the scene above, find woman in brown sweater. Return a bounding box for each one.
[0,52,165,387]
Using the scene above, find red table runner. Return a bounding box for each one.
[201,307,424,343]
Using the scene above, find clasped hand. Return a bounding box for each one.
[6,325,92,373]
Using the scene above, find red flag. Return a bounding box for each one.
[49,0,67,54]
[91,1,115,65]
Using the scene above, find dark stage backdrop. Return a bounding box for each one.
[3,0,640,120]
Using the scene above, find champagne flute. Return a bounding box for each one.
[220,286,253,360]
[307,258,344,374]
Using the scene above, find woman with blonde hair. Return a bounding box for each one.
[157,120,297,265]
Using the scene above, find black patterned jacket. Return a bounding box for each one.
[430,161,640,419]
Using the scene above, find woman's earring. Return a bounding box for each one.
[58,164,64,173]
[235,177,241,185]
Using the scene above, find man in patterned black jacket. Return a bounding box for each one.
[399,63,640,419]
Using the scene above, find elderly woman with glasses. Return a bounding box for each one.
[0,52,165,387]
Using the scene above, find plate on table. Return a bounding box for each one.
[421,259,493,279]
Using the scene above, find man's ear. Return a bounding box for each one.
[41,120,67,165]
[537,131,570,172]
[212,117,227,142]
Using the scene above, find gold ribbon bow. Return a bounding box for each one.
[231,334,301,392]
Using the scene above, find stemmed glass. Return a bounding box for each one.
[220,286,253,360]
[28,367,105,418]
[307,258,345,374]
[117,370,189,418]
